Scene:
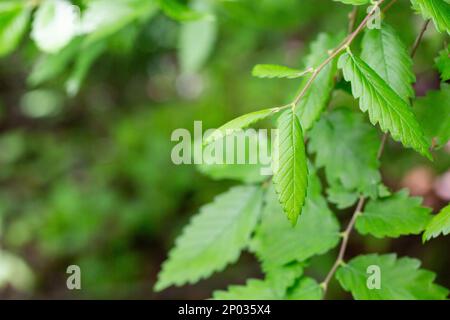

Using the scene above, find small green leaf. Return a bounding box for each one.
[213,279,279,300]
[355,190,432,238]
[252,64,312,79]
[413,83,450,148]
[339,52,431,159]
[0,1,31,57]
[287,277,323,300]
[423,203,450,242]
[332,0,370,5]
[361,22,416,101]
[295,32,344,131]
[203,107,280,146]
[435,44,450,81]
[272,108,308,224]
[410,0,450,34]
[157,0,204,21]
[252,172,340,268]
[336,254,449,299]
[155,185,263,291]
[264,263,305,298]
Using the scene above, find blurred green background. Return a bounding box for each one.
[0,0,448,299]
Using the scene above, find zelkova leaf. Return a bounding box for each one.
[361,22,416,101]
[338,52,431,158]
[423,203,450,242]
[272,109,308,224]
[309,108,381,202]
[435,44,450,81]
[252,64,312,79]
[0,1,31,57]
[287,277,323,300]
[251,172,340,269]
[332,0,370,5]
[154,185,263,291]
[31,0,81,53]
[336,254,449,299]
[213,279,279,300]
[355,189,432,238]
[410,0,450,34]
[295,32,344,131]
[414,83,450,148]
[203,107,280,145]
[157,0,204,21]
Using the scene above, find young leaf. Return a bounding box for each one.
[154,185,263,291]
[361,22,415,101]
[31,0,81,53]
[338,52,431,159]
[252,173,340,269]
[423,203,450,242]
[0,1,31,57]
[252,64,312,79]
[332,0,370,5]
[336,254,449,299]
[355,189,432,238]
[287,277,323,300]
[435,44,450,81]
[213,279,279,300]
[272,108,308,224]
[309,108,381,201]
[414,83,450,148]
[157,0,204,21]
[203,107,280,146]
[295,32,344,131]
[410,0,450,34]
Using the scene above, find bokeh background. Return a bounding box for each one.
[0,0,448,299]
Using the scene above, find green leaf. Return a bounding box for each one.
[414,83,450,148]
[327,184,359,209]
[361,23,415,101]
[338,52,431,159]
[155,185,264,291]
[31,0,80,53]
[203,107,280,146]
[423,203,450,242]
[252,64,312,79]
[272,108,308,224]
[295,32,344,131]
[0,1,31,57]
[157,0,204,21]
[309,108,381,200]
[410,0,450,34]
[252,172,340,269]
[355,190,432,238]
[336,254,449,299]
[435,44,450,81]
[264,263,305,298]
[213,279,279,300]
[287,277,323,300]
[332,0,370,5]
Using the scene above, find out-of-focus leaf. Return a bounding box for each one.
[332,0,370,4]
[157,0,204,21]
[0,250,34,292]
[213,279,279,300]
[435,44,450,81]
[0,1,31,57]
[287,277,323,300]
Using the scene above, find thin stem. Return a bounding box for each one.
[320,12,431,299]
[292,0,386,107]
[348,7,359,34]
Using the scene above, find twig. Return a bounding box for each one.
[320,14,431,299]
[348,7,359,34]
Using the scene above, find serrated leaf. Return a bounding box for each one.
[252,64,311,79]
[355,189,432,238]
[338,52,431,158]
[295,32,344,131]
[423,203,450,242]
[252,172,340,269]
[435,44,450,81]
[155,185,263,291]
[336,254,449,299]
[272,108,308,224]
[414,83,450,148]
[410,0,450,34]
[332,0,370,4]
[327,184,359,209]
[203,107,280,146]
[309,108,381,200]
[264,262,305,298]
[157,0,204,21]
[361,22,415,101]
[287,277,323,300]
[31,0,80,53]
[0,1,31,57]
[213,279,279,300]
